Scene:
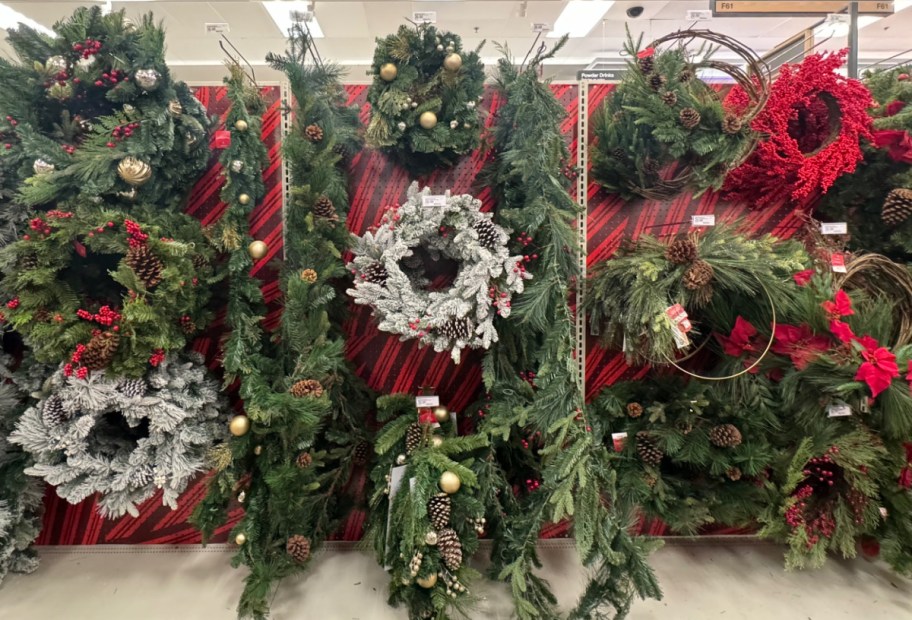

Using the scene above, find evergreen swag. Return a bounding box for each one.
[191,26,372,620]
[366,23,485,174]
[591,30,756,200]
[347,183,529,363]
[0,6,211,211]
[0,207,218,377]
[476,40,661,619]
[584,225,807,366]
[365,394,488,619]
[10,353,225,518]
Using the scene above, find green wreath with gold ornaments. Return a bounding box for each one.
[0,206,218,377]
[366,23,485,174]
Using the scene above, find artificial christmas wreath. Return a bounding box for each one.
[10,353,225,518]
[348,182,529,363]
[591,29,769,200]
[723,51,874,209]
[366,23,485,174]
[0,207,217,377]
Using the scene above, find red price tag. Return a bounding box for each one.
[213,130,231,149]
[665,303,693,333]
[417,408,435,424]
[831,253,846,273]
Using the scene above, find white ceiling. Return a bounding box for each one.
[2,1,911,82]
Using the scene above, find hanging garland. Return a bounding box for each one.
[591,29,768,200]
[0,207,217,377]
[366,23,485,174]
[722,51,873,209]
[348,182,529,363]
[10,353,225,518]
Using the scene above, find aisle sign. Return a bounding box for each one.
[412,11,437,23]
[577,69,627,81]
[712,1,894,16]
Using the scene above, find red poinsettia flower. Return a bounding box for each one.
[793,269,815,286]
[855,346,899,398]
[885,100,907,117]
[822,290,853,319]
[872,129,912,164]
[637,47,655,59]
[856,335,881,352]
[717,316,758,356]
[773,324,830,370]
[829,319,856,344]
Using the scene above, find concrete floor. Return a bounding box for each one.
[0,539,909,619]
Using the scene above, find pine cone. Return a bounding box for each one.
[637,56,655,74]
[125,244,163,289]
[643,158,661,174]
[18,253,39,271]
[679,69,694,82]
[296,452,313,468]
[286,535,311,563]
[436,527,463,571]
[81,332,120,370]
[726,467,743,481]
[352,441,372,466]
[192,254,209,272]
[361,262,388,285]
[405,422,423,454]
[683,259,714,290]
[128,465,154,488]
[709,423,743,448]
[312,195,337,220]
[439,317,472,342]
[662,91,678,106]
[300,268,318,284]
[722,113,743,135]
[473,217,500,250]
[427,493,451,529]
[119,378,148,398]
[42,395,68,427]
[290,379,324,398]
[304,124,324,142]
[626,402,644,418]
[679,107,701,129]
[611,146,626,160]
[665,237,698,264]
[636,431,663,466]
[649,74,667,91]
[883,188,912,226]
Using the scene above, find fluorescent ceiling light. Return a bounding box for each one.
[548,1,614,38]
[0,3,55,36]
[262,2,324,38]
[895,0,912,11]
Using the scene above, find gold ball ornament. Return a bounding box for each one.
[238,193,252,205]
[229,415,251,437]
[234,533,247,545]
[433,406,450,424]
[419,111,438,130]
[431,436,443,448]
[117,157,152,187]
[234,119,249,132]
[248,240,268,260]
[443,53,463,72]
[439,471,461,494]
[425,531,438,546]
[416,573,438,589]
[379,63,398,82]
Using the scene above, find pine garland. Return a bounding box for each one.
[366,23,485,174]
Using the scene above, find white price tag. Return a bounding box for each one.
[671,324,690,349]
[415,395,440,408]
[827,401,852,418]
[421,195,447,208]
[820,222,848,235]
[691,214,716,227]
[532,22,551,33]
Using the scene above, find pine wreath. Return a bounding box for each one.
[0,208,217,377]
[347,183,529,363]
[366,23,485,174]
[10,353,225,518]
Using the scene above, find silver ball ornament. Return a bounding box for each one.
[437,44,444,51]
[396,454,407,465]
[466,101,476,110]
[46,55,67,73]
[230,160,244,173]
[397,121,407,131]
[449,120,459,129]
[33,159,55,176]
[134,68,162,91]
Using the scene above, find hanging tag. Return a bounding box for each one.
[691,214,716,227]
[421,195,447,208]
[831,253,847,273]
[415,395,440,408]
[820,222,847,235]
[827,401,852,418]
[611,432,628,452]
[213,129,231,149]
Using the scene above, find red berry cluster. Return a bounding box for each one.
[60,144,76,155]
[519,430,542,450]
[72,38,102,59]
[108,121,140,148]
[47,210,74,219]
[6,297,19,310]
[519,370,537,387]
[29,217,51,236]
[407,318,428,338]
[523,478,541,493]
[86,221,115,238]
[489,286,511,316]
[63,361,89,379]
[76,305,122,327]
[70,343,86,365]
[124,219,148,247]
[94,69,126,89]
[149,348,165,367]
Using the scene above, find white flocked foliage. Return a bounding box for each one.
[347,182,530,363]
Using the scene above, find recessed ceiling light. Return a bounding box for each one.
[548,1,615,38]
[262,2,324,38]
[0,3,55,37]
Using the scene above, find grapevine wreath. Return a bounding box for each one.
[10,353,225,518]
[366,23,485,174]
[0,207,217,377]
[723,51,874,209]
[347,183,530,363]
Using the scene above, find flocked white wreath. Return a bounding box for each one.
[10,353,225,518]
[348,182,530,363]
